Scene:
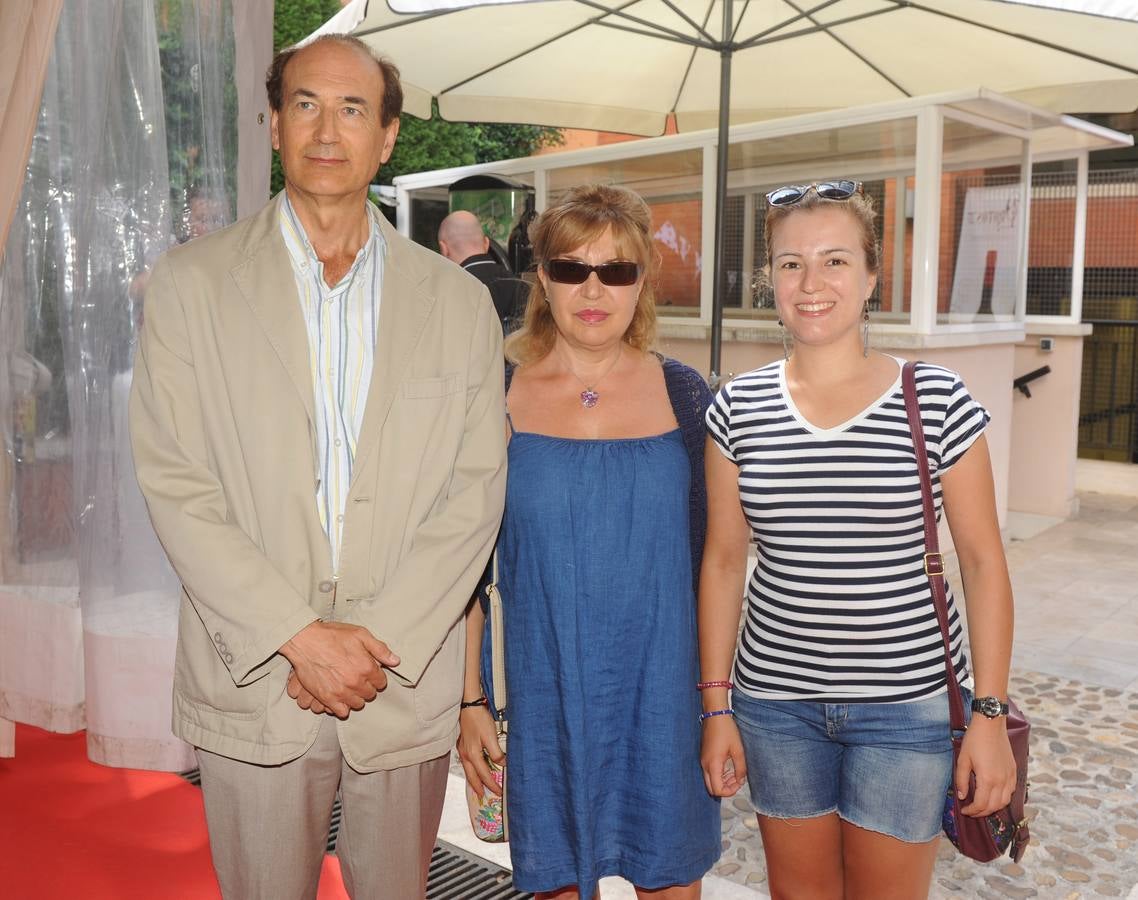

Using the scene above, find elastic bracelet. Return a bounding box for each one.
[460,696,488,709]
[699,708,735,723]
[696,680,734,691]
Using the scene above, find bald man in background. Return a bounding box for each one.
[438,210,529,334]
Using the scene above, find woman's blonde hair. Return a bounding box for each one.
[505,184,658,366]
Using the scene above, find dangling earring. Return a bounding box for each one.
[778,318,791,361]
[862,305,871,358]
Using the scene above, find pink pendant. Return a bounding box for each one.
[580,389,600,408]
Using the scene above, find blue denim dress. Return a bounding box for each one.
[483,428,720,897]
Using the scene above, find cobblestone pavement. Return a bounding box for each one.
[715,490,1138,899]
[715,669,1138,899]
[448,489,1138,898]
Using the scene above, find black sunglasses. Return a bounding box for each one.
[545,258,641,286]
[765,180,863,207]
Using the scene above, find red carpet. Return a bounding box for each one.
[0,724,347,899]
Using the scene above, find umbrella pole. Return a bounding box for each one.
[709,0,733,387]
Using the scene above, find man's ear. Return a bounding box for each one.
[379,116,400,164]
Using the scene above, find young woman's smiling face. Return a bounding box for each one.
[770,205,877,352]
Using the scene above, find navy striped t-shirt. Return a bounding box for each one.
[706,358,989,703]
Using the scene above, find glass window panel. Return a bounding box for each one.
[548,150,703,315]
[937,167,1026,324]
[1027,162,1077,317]
[938,119,1027,325]
[719,119,917,325]
[726,119,919,174]
[719,178,898,323]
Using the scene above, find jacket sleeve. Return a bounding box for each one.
[129,255,319,685]
[345,290,508,685]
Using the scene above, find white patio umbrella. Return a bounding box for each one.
[315,0,1138,376]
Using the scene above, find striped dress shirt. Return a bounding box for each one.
[280,195,385,569]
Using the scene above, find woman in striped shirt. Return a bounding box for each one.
[697,182,1017,899]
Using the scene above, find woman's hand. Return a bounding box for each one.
[457,706,505,797]
[956,716,1016,817]
[701,715,748,798]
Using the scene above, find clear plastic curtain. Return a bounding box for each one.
[0,0,236,770]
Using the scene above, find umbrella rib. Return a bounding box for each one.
[783,0,910,96]
[354,8,460,37]
[902,0,1138,77]
[593,18,712,45]
[670,0,718,115]
[729,0,752,43]
[438,0,703,96]
[736,7,898,50]
[656,0,717,44]
[574,0,711,46]
[733,0,849,47]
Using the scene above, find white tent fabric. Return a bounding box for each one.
[328,0,1138,135]
[0,0,271,769]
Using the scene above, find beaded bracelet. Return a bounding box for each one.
[699,708,735,723]
[696,680,734,691]
[460,696,488,709]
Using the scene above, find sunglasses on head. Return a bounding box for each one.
[545,258,641,286]
[765,180,863,207]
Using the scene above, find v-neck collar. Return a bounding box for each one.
[779,356,903,437]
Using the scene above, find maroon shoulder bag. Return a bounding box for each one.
[901,361,1030,864]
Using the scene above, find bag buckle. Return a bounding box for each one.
[924,552,945,577]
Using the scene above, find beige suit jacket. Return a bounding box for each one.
[130,194,506,770]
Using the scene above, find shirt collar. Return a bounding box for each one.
[279,192,385,277]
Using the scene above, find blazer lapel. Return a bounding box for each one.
[230,196,316,430]
[351,219,434,481]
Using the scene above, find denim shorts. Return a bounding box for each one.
[733,689,965,843]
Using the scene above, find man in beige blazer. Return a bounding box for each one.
[130,35,506,899]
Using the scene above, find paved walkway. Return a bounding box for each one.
[442,461,1138,899]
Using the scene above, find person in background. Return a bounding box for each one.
[698,180,1016,900]
[457,183,721,900]
[438,209,529,333]
[179,185,230,243]
[130,34,506,899]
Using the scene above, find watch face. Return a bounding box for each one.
[974,696,1004,718]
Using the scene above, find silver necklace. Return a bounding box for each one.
[566,348,623,408]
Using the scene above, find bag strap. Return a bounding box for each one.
[901,361,967,733]
[485,552,507,720]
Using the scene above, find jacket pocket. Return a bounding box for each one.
[174,601,268,721]
[402,373,462,399]
[412,622,464,728]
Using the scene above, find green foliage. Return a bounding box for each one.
[156,0,238,215]
[271,0,343,194]
[381,115,561,185]
[270,1,563,193]
[273,0,343,53]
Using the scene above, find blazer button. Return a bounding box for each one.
[318,580,334,593]
[224,653,234,665]
[213,632,223,644]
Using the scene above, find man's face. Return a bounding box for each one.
[271,41,399,204]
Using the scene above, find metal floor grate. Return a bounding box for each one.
[180,769,531,898]
[427,841,532,899]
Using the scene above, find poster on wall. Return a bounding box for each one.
[949,184,1022,318]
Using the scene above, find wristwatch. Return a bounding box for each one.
[971,696,1009,718]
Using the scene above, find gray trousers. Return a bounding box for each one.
[196,716,450,900]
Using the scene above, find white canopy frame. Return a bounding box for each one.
[393,89,1131,349]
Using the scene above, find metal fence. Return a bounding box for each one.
[1073,168,1138,461]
